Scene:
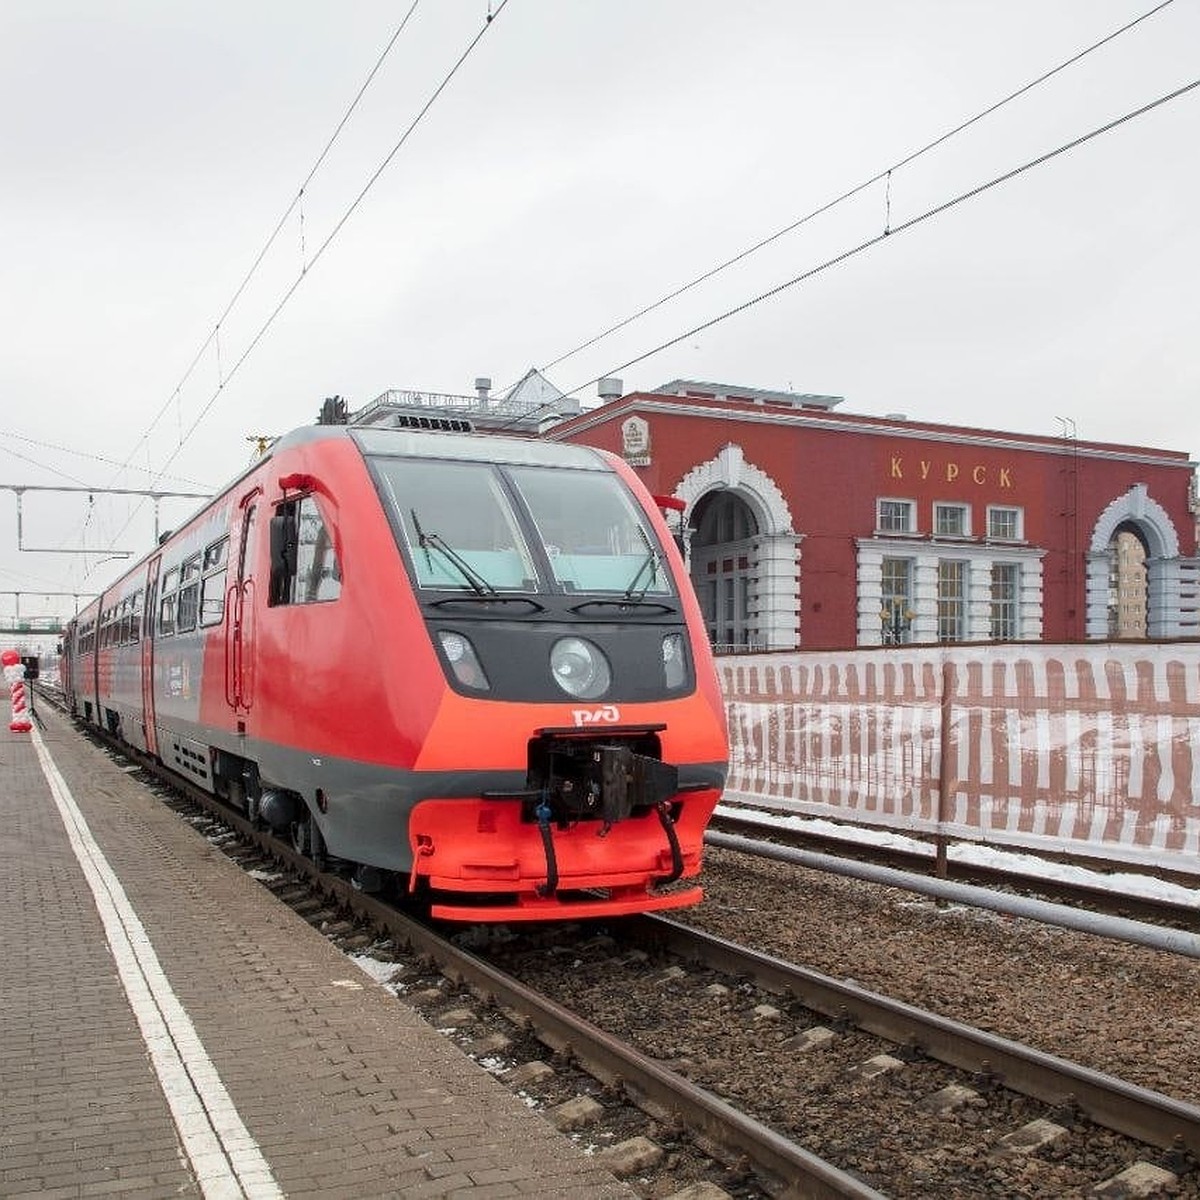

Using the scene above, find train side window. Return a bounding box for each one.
[159,567,180,636]
[130,590,142,643]
[268,503,298,606]
[177,555,202,632]
[269,497,340,606]
[295,496,341,604]
[200,536,229,626]
[101,606,116,648]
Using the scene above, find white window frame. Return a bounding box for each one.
[990,562,1020,640]
[880,556,915,644]
[934,502,971,538]
[876,497,917,535]
[987,505,1024,541]
[937,559,967,642]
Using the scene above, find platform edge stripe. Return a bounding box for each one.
[30,726,284,1200]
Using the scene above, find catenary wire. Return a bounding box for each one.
[106,2,422,488]
[48,3,423,573]
[103,1,510,553]
[499,0,1175,395]
[495,75,1200,428]
[0,430,213,491]
[0,442,91,488]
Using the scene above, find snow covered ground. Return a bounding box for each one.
[714,802,1200,911]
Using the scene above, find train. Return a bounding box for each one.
[62,419,729,921]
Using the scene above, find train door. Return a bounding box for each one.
[59,628,74,713]
[226,488,260,717]
[141,556,161,756]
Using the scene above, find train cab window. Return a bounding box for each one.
[269,496,341,606]
[200,536,229,626]
[159,568,180,636]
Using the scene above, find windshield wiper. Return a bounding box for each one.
[431,596,545,612]
[569,598,675,614]
[410,509,497,597]
[623,526,663,602]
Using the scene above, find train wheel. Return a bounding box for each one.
[290,814,311,857]
[290,810,327,872]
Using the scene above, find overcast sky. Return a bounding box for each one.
[2,0,1197,631]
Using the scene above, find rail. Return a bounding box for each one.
[637,913,1200,1156]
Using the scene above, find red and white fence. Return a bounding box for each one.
[718,644,1200,876]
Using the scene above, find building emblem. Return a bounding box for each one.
[621,416,651,466]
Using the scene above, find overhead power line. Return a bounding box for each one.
[512,0,1176,390]
[105,1,510,553]
[0,429,213,491]
[109,2,422,488]
[558,76,1200,406]
[157,0,510,472]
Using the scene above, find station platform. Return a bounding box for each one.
[0,704,633,1199]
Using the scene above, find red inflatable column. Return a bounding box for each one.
[2,649,32,733]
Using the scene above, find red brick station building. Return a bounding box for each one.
[355,377,1200,652]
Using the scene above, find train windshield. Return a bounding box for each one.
[507,465,674,596]
[371,456,674,597]
[379,460,539,591]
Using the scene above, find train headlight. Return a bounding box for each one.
[550,636,611,699]
[661,633,687,690]
[437,630,490,691]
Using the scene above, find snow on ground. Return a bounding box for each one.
[347,952,405,985]
[714,803,1200,910]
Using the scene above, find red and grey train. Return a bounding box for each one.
[62,422,728,920]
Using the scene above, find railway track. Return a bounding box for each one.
[475,916,1198,1196]
[143,771,874,1198]
[68,707,1199,1198]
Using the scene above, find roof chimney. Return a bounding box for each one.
[597,377,623,403]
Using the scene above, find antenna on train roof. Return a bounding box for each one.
[246,434,274,458]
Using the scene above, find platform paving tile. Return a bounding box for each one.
[3,713,633,1197]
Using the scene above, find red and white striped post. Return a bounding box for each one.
[2,649,32,733]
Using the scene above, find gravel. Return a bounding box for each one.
[684,845,1200,1106]
[475,843,1200,1196]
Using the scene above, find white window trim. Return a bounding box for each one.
[876,496,918,536]
[986,504,1025,542]
[856,538,1046,645]
[989,560,1022,640]
[933,501,972,539]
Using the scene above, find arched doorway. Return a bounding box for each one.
[1085,483,1190,639]
[1106,522,1148,639]
[674,443,801,651]
[690,490,759,652]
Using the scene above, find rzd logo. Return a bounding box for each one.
[572,704,621,727]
